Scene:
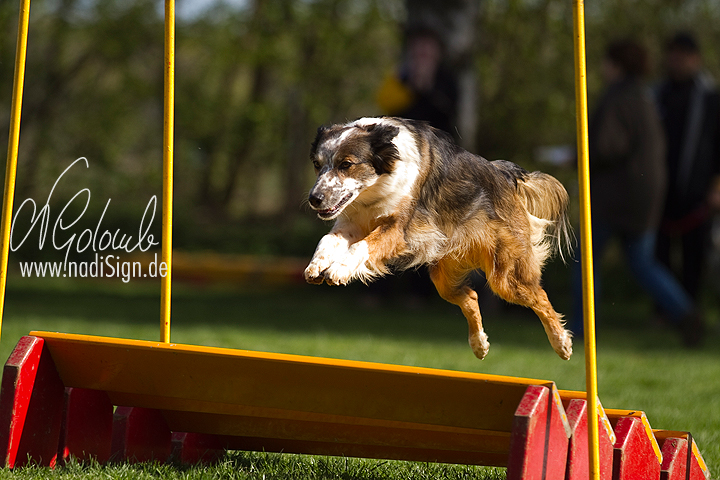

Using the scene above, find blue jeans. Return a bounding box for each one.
[571,221,693,336]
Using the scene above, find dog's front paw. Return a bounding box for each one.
[323,242,370,286]
[304,260,329,285]
[322,261,354,286]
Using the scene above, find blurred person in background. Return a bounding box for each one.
[572,38,702,346]
[377,26,459,137]
[655,32,720,308]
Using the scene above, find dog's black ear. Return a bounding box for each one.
[310,125,329,154]
[364,123,399,145]
[364,123,400,175]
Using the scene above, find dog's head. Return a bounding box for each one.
[307,120,400,220]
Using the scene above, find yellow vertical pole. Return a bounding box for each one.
[571,1,600,479]
[160,0,175,343]
[0,0,32,343]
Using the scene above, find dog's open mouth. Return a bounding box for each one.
[317,193,353,219]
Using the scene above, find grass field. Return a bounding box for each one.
[0,269,718,479]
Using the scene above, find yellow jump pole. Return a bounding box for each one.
[0,0,32,343]
[572,1,600,479]
[160,0,175,343]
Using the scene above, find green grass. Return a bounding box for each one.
[0,273,718,478]
[0,454,507,480]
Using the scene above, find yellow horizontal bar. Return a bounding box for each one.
[30,331,558,436]
[30,331,551,388]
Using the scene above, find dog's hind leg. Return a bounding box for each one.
[429,259,490,359]
[530,288,573,360]
[485,246,573,360]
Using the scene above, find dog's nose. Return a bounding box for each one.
[308,191,324,208]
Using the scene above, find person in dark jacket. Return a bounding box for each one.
[377,26,459,137]
[655,32,720,302]
[572,39,700,345]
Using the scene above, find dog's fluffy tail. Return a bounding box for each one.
[516,170,574,264]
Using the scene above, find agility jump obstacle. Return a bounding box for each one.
[0,0,712,479]
[0,332,711,479]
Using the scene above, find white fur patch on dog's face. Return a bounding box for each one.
[308,121,399,220]
[353,121,421,216]
[309,167,368,220]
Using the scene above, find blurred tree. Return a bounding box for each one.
[1,0,163,202]
[175,0,398,225]
[3,0,720,254]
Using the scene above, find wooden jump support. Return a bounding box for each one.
[0,332,710,479]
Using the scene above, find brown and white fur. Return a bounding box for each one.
[304,117,573,360]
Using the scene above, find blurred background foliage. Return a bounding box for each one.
[2,0,720,257]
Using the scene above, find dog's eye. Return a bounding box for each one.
[312,161,321,170]
[338,161,353,170]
